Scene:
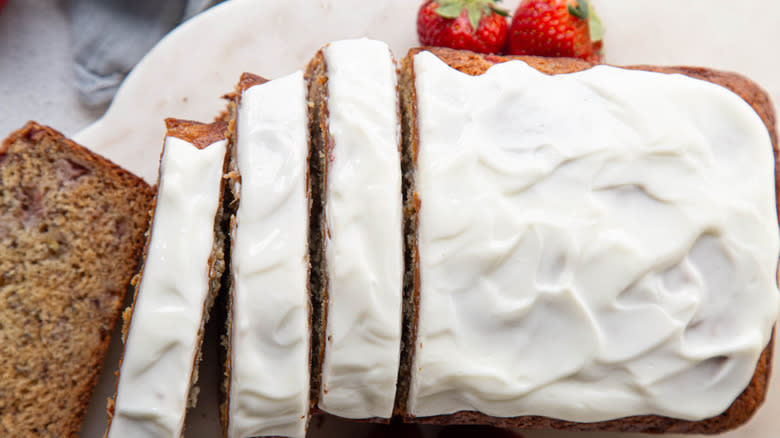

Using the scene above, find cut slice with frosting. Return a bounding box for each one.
[306,38,404,420]
[106,119,229,438]
[224,71,312,438]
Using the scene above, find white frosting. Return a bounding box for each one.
[228,71,310,438]
[409,51,780,421]
[107,136,226,438]
[318,38,404,419]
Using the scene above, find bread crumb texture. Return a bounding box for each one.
[0,122,153,437]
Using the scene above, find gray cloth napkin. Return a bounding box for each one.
[68,0,223,106]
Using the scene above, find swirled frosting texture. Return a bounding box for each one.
[108,136,226,438]
[319,38,403,419]
[229,71,310,438]
[409,51,780,422]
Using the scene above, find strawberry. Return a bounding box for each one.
[506,0,604,62]
[417,0,509,54]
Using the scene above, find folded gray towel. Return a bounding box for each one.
[68,0,223,106]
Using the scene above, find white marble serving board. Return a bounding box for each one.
[62,0,780,437]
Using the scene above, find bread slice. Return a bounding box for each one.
[305,51,330,418]
[221,71,312,438]
[305,38,405,422]
[105,119,230,438]
[0,122,154,437]
[399,47,778,434]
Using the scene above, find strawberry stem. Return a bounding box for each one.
[567,0,589,20]
[491,6,509,17]
[435,1,464,19]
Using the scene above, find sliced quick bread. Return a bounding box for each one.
[0,122,154,437]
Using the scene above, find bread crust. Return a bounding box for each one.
[400,47,778,434]
[1,122,154,438]
[165,118,230,150]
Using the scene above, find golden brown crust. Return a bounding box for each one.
[1,121,154,438]
[164,118,229,150]
[401,47,778,434]
[236,72,270,95]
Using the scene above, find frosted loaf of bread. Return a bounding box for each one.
[407,50,779,424]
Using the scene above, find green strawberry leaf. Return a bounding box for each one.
[487,0,509,16]
[434,0,507,31]
[588,1,604,41]
[466,2,483,30]
[567,0,589,20]
[436,1,465,19]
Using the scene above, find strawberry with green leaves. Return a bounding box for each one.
[506,0,604,62]
[417,0,509,54]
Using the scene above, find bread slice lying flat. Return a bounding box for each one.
[105,119,230,438]
[398,47,778,434]
[0,122,154,437]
